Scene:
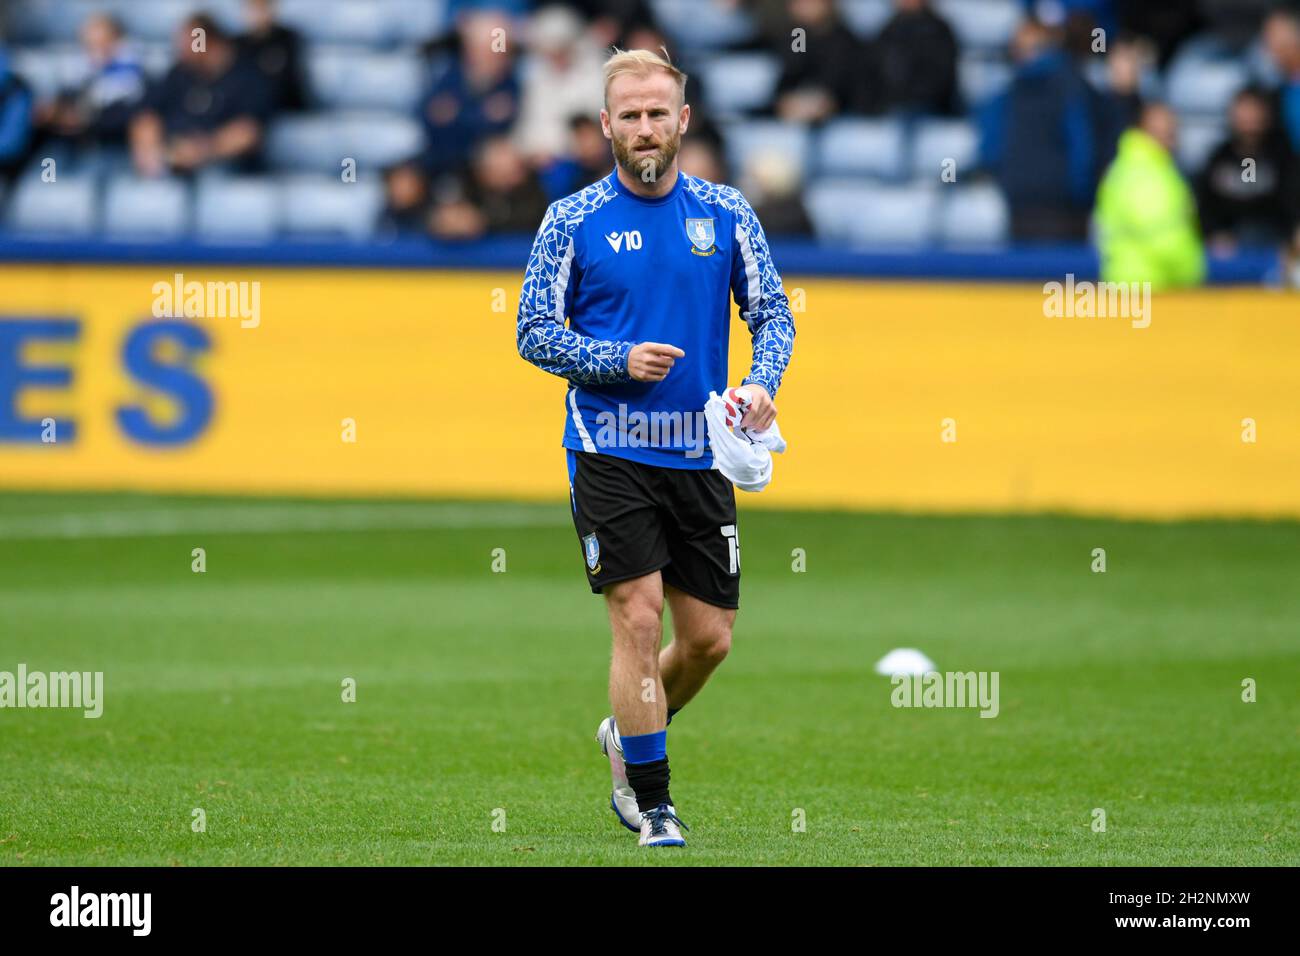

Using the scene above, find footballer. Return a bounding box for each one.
[516,49,795,847]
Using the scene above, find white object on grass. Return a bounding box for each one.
[874,648,938,677]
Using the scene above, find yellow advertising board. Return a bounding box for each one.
[0,264,1296,519]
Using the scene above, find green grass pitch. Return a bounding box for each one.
[0,492,1296,866]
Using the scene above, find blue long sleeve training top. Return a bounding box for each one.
[516,170,795,469]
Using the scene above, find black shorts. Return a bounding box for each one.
[567,449,740,609]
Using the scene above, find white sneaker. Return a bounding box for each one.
[638,803,688,848]
[595,716,640,832]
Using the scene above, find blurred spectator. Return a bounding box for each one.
[773,0,874,122]
[238,0,309,112]
[559,0,660,52]
[130,14,275,177]
[35,14,146,157]
[1094,103,1206,289]
[1197,0,1277,55]
[678,137,728,182]
[1197,87,1300,252]
[979,18,1107,241]
[1093,38,1145,167]
[874,0,960,116]
[1024,0,1117,38]
[378,161,432,235]
[0,47,35,183]
[1262,10,1300,152]
[430,135,549,240]
[1117,0,1203,70]
[744,150,813,236]
[421,9,520,178]
[540,114,613,197]
[513,5,605,163]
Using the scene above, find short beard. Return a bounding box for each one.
[612,127,681,185]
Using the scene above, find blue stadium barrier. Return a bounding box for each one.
[0,236,1280,285]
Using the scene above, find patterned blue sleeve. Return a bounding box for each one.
[516,201,634,385]
[728,190,795,398]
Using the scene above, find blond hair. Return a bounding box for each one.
[602,48,688,109]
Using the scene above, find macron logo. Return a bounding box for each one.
[605,230,642,253]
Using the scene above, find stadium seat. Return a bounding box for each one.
[650,0,757,51]
[266,112,424,174]
[195,177,280,239]
[721,120,813,182]
[102,175,191,238]
[110,0,211,44]
[815,118,906,180]
[6,0,89,43]
[911,118,980,182]
[280,175,383,239]
[1176,117,1228,175]
[1166,59,1249,117]
[307,47,424,111]
[266,116,341,173]
[934,0,1020,53]
[5,174,98,236]
[276,0,391,46]
[699,53,781,118]
[805,180,938,247]
[958,55,1013,108]
[385,0,449,45]
[9,45,83,102]
[936,182,1009,247]
[839,0,893,39]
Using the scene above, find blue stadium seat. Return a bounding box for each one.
[5,174,98,236]
[307,47,424,111]
[102,175,191,238]
[195,177,280,239]
[266,112,425,174]
[958,55,1013,107]
[276,0,391,46]
[1175,117,1227,175]
[110,0,209,44]
[815,118,906,180]
[911,118,980,182]
[934,0,1020,53]
[651,0,757,51]
[266,116,342,173]
[936,183,1009,247]
[7,0,89,43]
[806,181,938,247]
[280,175,383,239]
[699,53,781,118]
[9,46,81,102]
[342,112,425,171]
[721,120,813,182]
[839,0,893,39]
[385,0,449,45]
[1166,59,1249,117]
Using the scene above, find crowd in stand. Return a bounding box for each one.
[0,0,1298,278]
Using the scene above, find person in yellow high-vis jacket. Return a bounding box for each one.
[1094,103,1207,290]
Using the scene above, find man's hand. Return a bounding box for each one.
[738,384,777,431]
[628,342,685,382]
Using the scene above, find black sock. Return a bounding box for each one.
[626,757,672,813]
[666,707,681,726]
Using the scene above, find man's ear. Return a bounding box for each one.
[599,108,612,140]
[679,102,691,135]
